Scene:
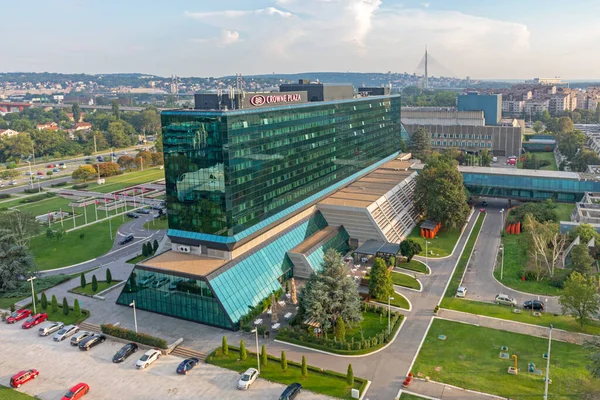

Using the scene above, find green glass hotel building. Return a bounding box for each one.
[117,82,404,329]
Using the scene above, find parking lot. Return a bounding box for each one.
[0,322,332,400]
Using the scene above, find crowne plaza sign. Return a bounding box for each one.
[249,93,304,107]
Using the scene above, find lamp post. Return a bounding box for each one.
[425,241,431,267]
[27,276,37,314]
[543,325,553,400]
[129,300,138,333]
[26,161,33,189]
[251,328,260,374]
[500,208,505,234]
[500,244,505,281]
[388,296,395,335]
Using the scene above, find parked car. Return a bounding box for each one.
[136,349,161,369]
[118,234,134,245]
[456,286,467,298]
[53,168,61,172]
[279,383,302,400]
[25,171,33,176]
[495,294,517,307]
[39,321,65,336]
[10,369,39,388]
[22,313,48,329]
[84,158,91,161]
[112,342,138,363]
[61,383,89,400]
[47,164,55,168]
[481,201,488,207]
[54,324,80,341]
[169,279,183,291]
[176,358,199,375]
[6,308,32,324]
[8,180,17,185]
[238,368,259,390]
[151,277,170,288]
[59,162,66,168]
[137,208,150,214]
[138,274,156,287]
[126,212,139,219]
[79,333,106,351]
[523,300,545,311]
[70,331,94,346]
[36,171,44,175]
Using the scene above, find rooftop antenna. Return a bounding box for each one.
[236,73,245,109]
[424,45,429,90]
[228,86,235,110]
[217,87,223,110]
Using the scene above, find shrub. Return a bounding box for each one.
[51,295,58,313]
[19,192,55,203]
[73,299,81,317]
[240,340,247,361]
[51,181,67,187]
[142,242,149,257]
[334,316,346,341]
[347,364,354,386]
[72,183,89,189]
[260,344,267,367]
[80,273,86,288]
[24,188,43,194]
[222,336,229,356]
[62,297,69,315]
[0,193,10,199]
[91,275,98,292]
[301,355,308,377]
[41,292,48,310]
[153,239,159,253]
[106,268,112,285]
[281,350,288,372]
[46,171,53,176]
[100,324,168,349]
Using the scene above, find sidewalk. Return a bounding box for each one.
[402,379,502,400]
[438,309,593,345]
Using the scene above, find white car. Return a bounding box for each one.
[237,368,259,390]
[456,286,467,298]
[53,324,79,341]
[135,349,161,369]
[495,294,517,307]
[38,321,65,336]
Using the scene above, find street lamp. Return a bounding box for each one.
[499,244,505,281]
[27,276,37,314]
[388,296,394,335]
[250,328,261,374]
[543,325,553,400]
[425,241,431,267]
[26,161,33,189]
[500,208,505,233]
[129,300,138,333]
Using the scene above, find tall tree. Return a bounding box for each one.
[300,249,363,331]
[0,210,39,247]
[524,214,566,279]
[414,156,470,229]
[570,244,594,275]
[559,272,600,330]
[406,127,430,159]
[533,121,544,134]
[399,239,422,262]
[0,230,37,292]
[111,100,120,120]
[334,316,346,341]
[558,116,574,133]
[72,103,81,123]
[369,257,393,300]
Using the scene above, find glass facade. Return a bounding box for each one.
[306,227,350,273]
[207,212,329,324]
[116,268,233,329]
[162,96,402,244]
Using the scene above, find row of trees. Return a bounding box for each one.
[39,293,82,317]
[71,151,164,181]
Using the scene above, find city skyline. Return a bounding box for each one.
[1,0,599,79]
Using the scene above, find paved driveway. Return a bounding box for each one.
[0,323,330,400]
[461,198,561,314]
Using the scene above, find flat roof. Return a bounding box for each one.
[411,163,587,180]
[320,159,415,208]
[139,250,227,277]
[290,226,338,254]
[355,239,400,256]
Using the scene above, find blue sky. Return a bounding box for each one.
[1,0,599,79]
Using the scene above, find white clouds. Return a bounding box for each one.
[346,0,382,47]
[190,29,241,46]
[422,3,430,8]
[185,7,293,20]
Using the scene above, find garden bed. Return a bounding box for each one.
[70,280,121,297]
[372,291,411,310]
[391,272,421,290]
[396,259,429,274]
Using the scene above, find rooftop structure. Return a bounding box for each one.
[458,92,502,125]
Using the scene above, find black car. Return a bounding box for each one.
[279,383,302,400]
[523,300,545,311]
[151,277,170,288]
[118,234,134,245]
[79,333,106,351]
[482,201,488,207]
[126,212,139,219]
[169,279,183,291]
[112,342,138,363]
[137,208,150,215]
[176,358,200,375]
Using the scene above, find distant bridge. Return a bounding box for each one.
[0,102,33,113]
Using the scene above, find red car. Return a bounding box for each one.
[10,369,39,388]
[36,171,44,176]
[62,383,89,400]
[22,313,48,329]
[47,164,55,168]
[6,309,32,324]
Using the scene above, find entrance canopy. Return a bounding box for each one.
[355,239,400,256]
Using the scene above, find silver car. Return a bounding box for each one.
[70,331,94,346]
[53,325,79,341]
[38,322,64,336]
[495,294,517,307]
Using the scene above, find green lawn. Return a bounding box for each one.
[206,346,366,400]
[25,302,90,326]
[517,151,557,171]
[405,225,462,258]
[442,298,600,335]
[0,297,25,310]
[373,291,410,310]
[495,234,562,296]
[400,393,427,400]
[412,319,600,399]
[70,280,121,296]
[14,197,74,218]
[391,272,421,290]
[554,203,575,222]
[442,213,485,302]
[0,385,36,399]
[30,215,131,270]
[396,259,429,274]
[0,193,56,210]
[81,168,164,193]
[343,310,395,341]
[143,216,168,230]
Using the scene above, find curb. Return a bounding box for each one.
[391,270,423,292]
[274,316,407,358]
[372,291,412,312]
[395,259,431,276]
[397,389,439,400]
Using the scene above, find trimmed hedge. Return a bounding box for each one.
[0,194,10,199]
[72,183,89,189]
[51,181,67,187]
[100,323,168,349]
[23,187,44,194]
[19,192,55,203]
[208,345,369,396]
